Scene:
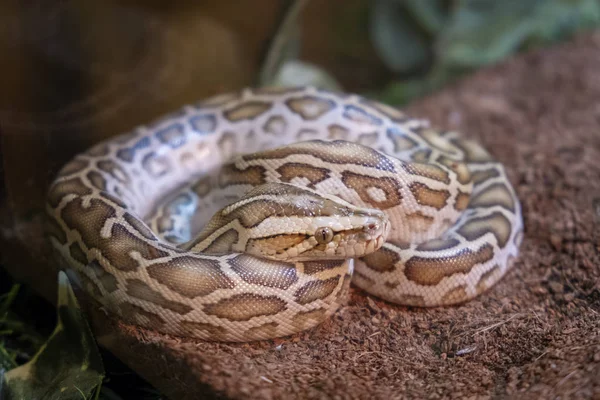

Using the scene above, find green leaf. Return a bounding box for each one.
[0,344,17,371]
[3,272,105,400]
[437,0,541,68]
[403,0,449,35]
[0,285,20,319]
[370,0,431,73]
[436,0,600,69]
[526,0,600,45]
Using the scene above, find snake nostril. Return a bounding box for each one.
[367,223,377,231]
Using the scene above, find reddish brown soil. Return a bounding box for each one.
[80,31,600,399]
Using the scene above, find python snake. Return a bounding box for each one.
[46,86,523,342]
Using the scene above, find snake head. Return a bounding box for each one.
[210,183,390,261]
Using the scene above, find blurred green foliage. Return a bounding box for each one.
[369,0,600,104]
[1,273,104,400]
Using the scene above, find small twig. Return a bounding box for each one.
[533,350,549,362]
[555,369,579,388]
[472,314,520,336]
[353,351,384,362]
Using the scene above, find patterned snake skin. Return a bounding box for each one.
[46,87,524,342]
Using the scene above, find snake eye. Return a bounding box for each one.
[314,227,334,244]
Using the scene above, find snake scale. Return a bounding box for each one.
[46,86,523,342]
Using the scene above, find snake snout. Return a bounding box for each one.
[360,214,390,242]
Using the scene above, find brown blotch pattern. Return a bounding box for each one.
[342,171,403,209]
[441,285,469,303]
[203,293,287,321]
[219,164,266,187]
[142,152,172,178]
[126,278,193,314]
[409,182,451,210]
[472,168,500,184]
[410,149,432,163]
[61,199,167,271]
[476,265,501,295]
[228,254,299,289]
[406,211,435,233]
[437,155,472,185]
[514,229,524,247]
[405,244,495,285]
[108,224,168,268]
[147,256,234,298]
[455,190,471,211]
[192,177,212,198]
[387,239,412,250]
[357,132,379,146]
[156,215,174,233]
[196,92,239,108]
[469,183,516,212]
[294,276,340,305]
[415,128,461,155]
[353,270,376,286]
[285,96,335,120]
[327,124,349,139]
[59,158,89,177]
[457,212,512,248]
[69,242,88,265]
[303,260,347,275]
[402,162,450,184]
[78,273,103,299]
[276,163,330,188]
[123,213,157,241]
[387,130,418,152]
[119,302,166,328]
[343,105,383,126]
[361,99,406,121]
[48,178,93,207]
[290,308,329,330]
[263,115,287,136]
[87,143,111,157]
[394,294,427,307]
[97,160,130,183]
[362,246,399,273]
[98,192,128,209]
[244,322,279,340]
[87,171,107,191]
[89,260,119,293]
[224,101,272,121]
[450,138,493,163]
[218,131,238,156]
[202,229,239,254]
[179,320,227,338]
[384,281,399,289]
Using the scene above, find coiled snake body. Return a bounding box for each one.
[46,87,523,342]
